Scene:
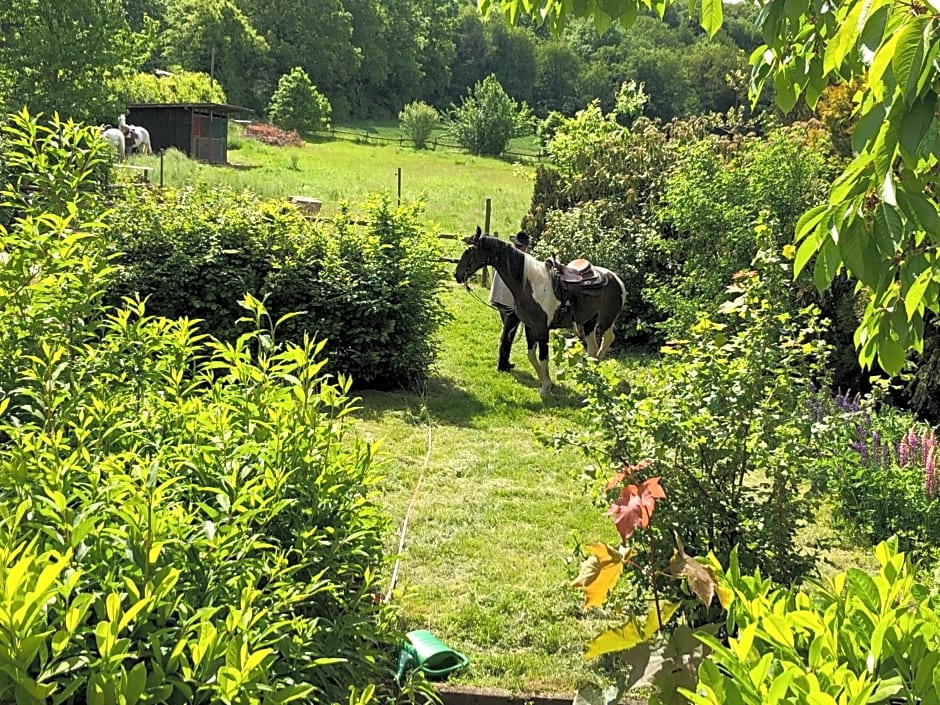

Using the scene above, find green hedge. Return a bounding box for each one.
[104,187,449,390]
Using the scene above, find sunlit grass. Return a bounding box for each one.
[127,122,537,247]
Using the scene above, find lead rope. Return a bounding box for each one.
[383,387,433,604]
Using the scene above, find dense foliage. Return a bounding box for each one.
[446,74,519,157]
[0,111,396,705]
[267,67,332,134]
[688,541,940,705]
[556,248,829,591]
[104,186,448,390]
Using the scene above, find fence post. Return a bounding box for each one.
[397,167,402,206]
[482,198,492,286]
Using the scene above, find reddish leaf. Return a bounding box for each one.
[607,476,665,541]
[604,458,655,491]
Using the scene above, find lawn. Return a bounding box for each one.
[126,121,537,257]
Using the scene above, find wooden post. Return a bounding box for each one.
[481,198,492,286]
[397,167,402,206]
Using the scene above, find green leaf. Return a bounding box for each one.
[125,662,147,705]
[877,331,906,375]
[773,64,798,113]
[904,268,932,319]
[868,30,902,101]
[852,104,888,155]
[897,190,939,233]
[824,0,864,74]
[898,95,935,164]
[700,0,723,37]
[892,19,927,104]
[813,233,842,292]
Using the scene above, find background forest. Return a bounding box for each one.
[0,0,764,124]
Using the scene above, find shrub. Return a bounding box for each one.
[687,540,940,705]
[446,74,518,156]
[104,187,449,390]
[118,69,227,105]
[0,116,397,703]
[264,194,451,389]
[554,244,831,592]
[398,101,438,149]
[267,67,331,134]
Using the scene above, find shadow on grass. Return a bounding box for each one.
[355,375,488,428]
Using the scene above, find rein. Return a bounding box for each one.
[462,279,501,311]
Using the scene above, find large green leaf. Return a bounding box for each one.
[700,0,723,37]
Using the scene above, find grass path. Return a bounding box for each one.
[354,283,621,695]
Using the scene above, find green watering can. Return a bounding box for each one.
[395,629,470,683]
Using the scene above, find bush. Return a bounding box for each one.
[398,101,438,149]
[118,69,227,105]
[267,67,331,134]
[446,74,518,156]
[554,245,831,593]
[689,540,940,705]
[0,117,397,704]
[104,187,449,390]
[264,194,451,389]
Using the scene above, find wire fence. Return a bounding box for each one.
[312,127,545,161]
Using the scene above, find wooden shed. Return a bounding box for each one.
[125,103,252,164]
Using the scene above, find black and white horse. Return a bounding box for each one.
[454,227,626,396]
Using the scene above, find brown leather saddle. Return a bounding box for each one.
[547,256,607,293]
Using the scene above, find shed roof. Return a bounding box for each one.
[126,102,254,115]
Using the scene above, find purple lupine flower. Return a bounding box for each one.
[921,429,935,468]
[925,445,937,500]
[850,439,868,462]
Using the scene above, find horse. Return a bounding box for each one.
[100,126,125,160]
[454,226,627,396]
[118,114,152,155]
[125,124,152,155]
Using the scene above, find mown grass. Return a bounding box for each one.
[355,282,632,695]
[124,130,872,697]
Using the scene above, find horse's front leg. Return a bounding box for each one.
[525,327,553,396]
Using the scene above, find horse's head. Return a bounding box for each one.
[454,226,487,283]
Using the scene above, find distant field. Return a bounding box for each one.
[128,122,537,252]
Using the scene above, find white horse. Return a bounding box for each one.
[126,125,152,155]
[117,114,152,155]
[100,126,126,160]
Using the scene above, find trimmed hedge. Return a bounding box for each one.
[104,187,449,390]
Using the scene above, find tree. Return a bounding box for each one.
[0,0,140,122]
[267,67,331,133]
[447,74,518,156]
[481,0,940,376]
[235,0,359,118]
[161,0,271,110]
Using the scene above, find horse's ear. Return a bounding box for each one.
[474,225,482,239]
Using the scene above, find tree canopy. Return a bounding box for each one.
[482,0,940,376]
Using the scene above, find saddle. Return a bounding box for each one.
[546,256,607,293]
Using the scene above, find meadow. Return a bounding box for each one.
[124,125,876,698]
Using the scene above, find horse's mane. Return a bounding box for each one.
[479,235,527,284]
